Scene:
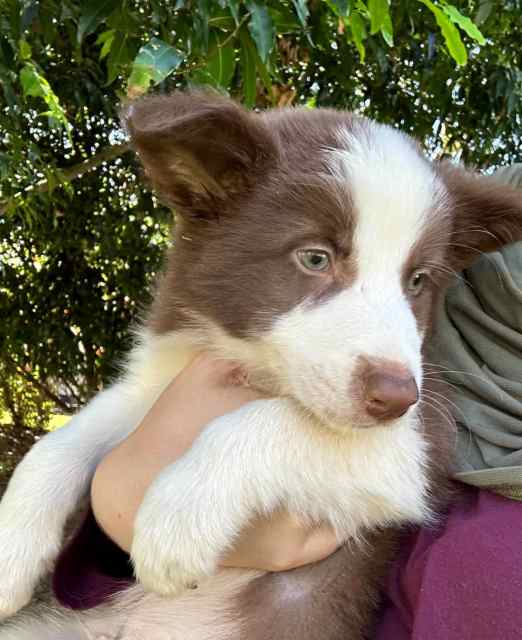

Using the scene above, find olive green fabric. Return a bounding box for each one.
[429,165,522,493]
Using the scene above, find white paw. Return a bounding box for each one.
[132,551,203,598]
[131,500,219,598]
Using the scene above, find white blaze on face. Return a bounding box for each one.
[268,122,444,426]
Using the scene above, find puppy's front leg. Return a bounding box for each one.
[0,379,162,620]
[132,398,303,597]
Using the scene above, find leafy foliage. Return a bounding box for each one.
[128,38,184,96]
[0,0,521,470]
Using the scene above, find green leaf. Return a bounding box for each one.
[419,0,467,65]
[291,0,313,44]
[127,38,183,95]
[19,64,71,134]
[96,29,115,45]
[20,65,43,97]
[355,0,369,17]
[246,1,275,63]
[19,39,32,61]
[325,0,350,16]
[96,29,116,60]
[194,32,235,88]
[291,0,309,27]
[239,28,257,107]
[106,30,132,85]
[507,89,518,116]
[474,0,493,26]
[350,12,367,61]
[269,6,301,32]
[126,66,151,95]
[227,0,240,24]
[195,0,211,52]
[368,0,393,46]
[443,5,486,45]
[368,0,388,35]
[78,0,120,42]
[380,10,394,46]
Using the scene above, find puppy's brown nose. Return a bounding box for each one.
[364,366,419,422]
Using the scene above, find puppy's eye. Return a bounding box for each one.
[407,270,428,296]
[297,249,331,273]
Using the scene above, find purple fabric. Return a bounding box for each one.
[54,489,522,639]
[376,489,522,640]
[53,508,133,609]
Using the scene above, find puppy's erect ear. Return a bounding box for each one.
[441,163,522,271]
[122,91,278,218]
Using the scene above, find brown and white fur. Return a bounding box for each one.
[1,92,521,640]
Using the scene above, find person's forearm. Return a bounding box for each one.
[91,383,200,552]
[91,440,153,553]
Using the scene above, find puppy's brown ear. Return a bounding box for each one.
[122,90,278,218]
[442,163,522,271]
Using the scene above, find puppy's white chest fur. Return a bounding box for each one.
[242,399,430,538]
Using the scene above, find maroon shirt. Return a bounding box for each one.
[375,489,522,639]
[54,488,522,639]
[53,508,133,609]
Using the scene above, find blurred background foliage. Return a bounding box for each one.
[0,0,521,486]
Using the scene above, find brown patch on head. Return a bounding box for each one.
[438,162,522,272]
[129,99,363,337]
[127,93,522,343]
[148,175,358,337]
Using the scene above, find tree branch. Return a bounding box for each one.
[4,354,74,413]
[0,142,131,214]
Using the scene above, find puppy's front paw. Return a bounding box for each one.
[131,501,218,598]
[132,548,201,598]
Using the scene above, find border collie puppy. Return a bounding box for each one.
[1,91,521,640]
